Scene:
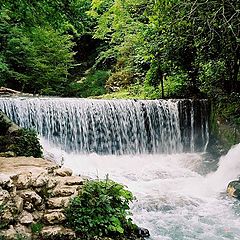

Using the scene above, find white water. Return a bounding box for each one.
[1,97,239,239]
[42,140,240,240]
[0,97,209,154]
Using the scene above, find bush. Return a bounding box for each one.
[9,129,43,158]
[65,178,137,239]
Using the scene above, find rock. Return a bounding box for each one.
[136,227,150,238]
[33,172,49,188]
[47,197,70,209]
[14,196,23,213]
[227,180,240,198]
[43,211,66,225]
[57,176,85,186]
[0,110,20,134]
[23,201,34,212]
[0,225,17,240]
[52,186,78,197]
[32,211,44,221]
[46,177,58,189]
[15,223,32,239]
[19,211,33,225]
[0,178,15,193]
[19,191,42,206]
[0,187,10,204]
[1,208,14,226]
[10,172,32,190]
[54,167,73,177]
[47,165,60,174]
[41,226,76,239]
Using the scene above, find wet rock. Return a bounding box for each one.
[19,211,33,225]
[227,180,240,198]
[136,227,150,238]
[54,167,73,177]
[43,211,66,225]
[10,172,32,190]
[41,225,75,239]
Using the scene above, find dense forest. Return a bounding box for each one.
[0,1,239,113]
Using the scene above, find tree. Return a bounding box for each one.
[5,27,74,95]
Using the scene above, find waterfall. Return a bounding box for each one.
[0,97,209,154]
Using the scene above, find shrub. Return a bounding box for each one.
[65,178,136,239]
[31,222,44,235]
[9,128,43,158]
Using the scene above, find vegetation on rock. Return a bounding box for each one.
[65,178,138,239]
[0,111,42,158]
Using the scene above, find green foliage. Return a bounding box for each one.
[5,26,74,95]
[0,0,239,101]
[198,60,227,98]
[164,72,188,97]
[9,129,43,158]
[31,222,44,235]
[65,178,136,239]
[72,70,110,97]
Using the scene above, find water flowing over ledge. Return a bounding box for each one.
[0,97,209,154]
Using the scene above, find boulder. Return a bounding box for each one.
[11,172,32,190]
[33,172,49,188]
[43,211,66,225]
[54,167,73,177]
[47,197,70,209]
[227,180,240,199]
[19,190,42,206]
[136,227,150,238]
[0,110,20,135]
[41,225,76,239]
[19,211,34,225]
[52,186,78,197]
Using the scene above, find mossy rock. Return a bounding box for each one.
[0,110,43,158]
[227,180,240,199]
[0,112,12,135]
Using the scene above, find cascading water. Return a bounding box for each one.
[0,97,209,154]
[1,97,239,240]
